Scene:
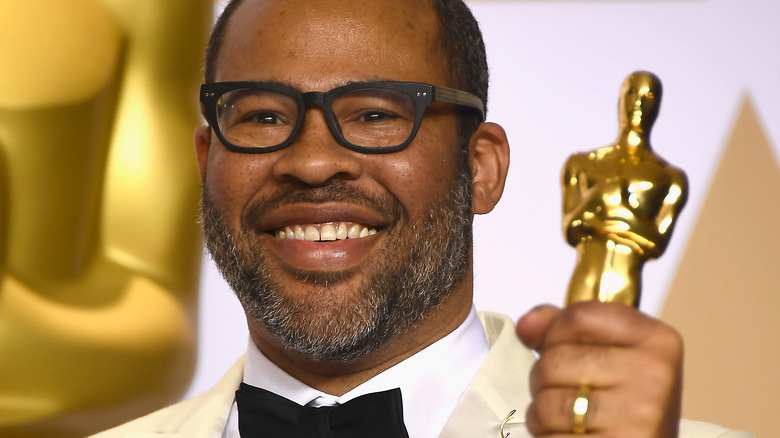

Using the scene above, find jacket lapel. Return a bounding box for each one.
[106,358,245,438]
[440,312,535,438]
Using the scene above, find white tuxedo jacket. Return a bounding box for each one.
[90,312,753,438]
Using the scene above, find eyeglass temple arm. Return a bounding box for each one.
[434,87,486,121]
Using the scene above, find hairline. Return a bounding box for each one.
[203,0,486,155]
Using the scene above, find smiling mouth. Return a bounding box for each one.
[274,222,378,242]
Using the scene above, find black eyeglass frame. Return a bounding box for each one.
[199,80,486,154]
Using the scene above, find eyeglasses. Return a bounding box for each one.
[200,81,485,154]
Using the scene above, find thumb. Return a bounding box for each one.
[516,304,561,352]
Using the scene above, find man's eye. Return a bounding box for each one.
[358,111,398,122]
[245,111,282,124]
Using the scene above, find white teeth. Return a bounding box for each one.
[275,222,378,241]
[348,224,361,239]
[336,222,348,240]
[320,224,337,241]
[304,226,319,241]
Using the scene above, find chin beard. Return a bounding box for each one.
[200,165,473,362]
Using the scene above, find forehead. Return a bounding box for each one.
[216,0,448,88]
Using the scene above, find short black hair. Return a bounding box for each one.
[205,0,487,104]
[429,0,489,153]
[430,0,488,110]
[204,0,244,84]
[203,0,488,149]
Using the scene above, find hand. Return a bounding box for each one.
[516,302,683,437]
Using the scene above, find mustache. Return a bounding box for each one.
[240,180,408,228]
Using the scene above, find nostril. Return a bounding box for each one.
[271,140,364,187]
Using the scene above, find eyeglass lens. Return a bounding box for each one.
[215,87,417,149]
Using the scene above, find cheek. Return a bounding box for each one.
[376,138,460,216]
[205,150,274,222]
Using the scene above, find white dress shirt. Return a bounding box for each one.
[223,306,489,438]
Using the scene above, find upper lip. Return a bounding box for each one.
[251,202,392,233]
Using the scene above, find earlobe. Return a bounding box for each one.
[194,125,211,182]
[469,122,510,215]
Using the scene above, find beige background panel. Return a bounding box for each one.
[660,97,780,437]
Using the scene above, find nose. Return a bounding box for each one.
[270,108,363,186]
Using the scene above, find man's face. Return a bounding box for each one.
[199,0,475,361]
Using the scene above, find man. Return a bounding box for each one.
[92,0,752,436]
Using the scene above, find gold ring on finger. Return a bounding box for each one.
[571,385,590,434]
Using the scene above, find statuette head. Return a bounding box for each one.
[619,71,662,132]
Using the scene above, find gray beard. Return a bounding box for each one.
[200,164,473,362]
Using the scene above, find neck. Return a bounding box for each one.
[247,276,474,396]
[617,128,652,151]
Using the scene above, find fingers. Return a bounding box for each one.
[521,301,684,437]
[541,301,681,351]
[518,301,683,356]
[516,305,561,351]
[529,344,622,394]
[528,342,681,430]
[529,339,680,395]
[526,384,679,437]
[526,386,600,435]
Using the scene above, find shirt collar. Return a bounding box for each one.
[241,306,489,437]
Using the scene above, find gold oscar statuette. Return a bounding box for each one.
[562,71,688,307]
[0,1,211,436]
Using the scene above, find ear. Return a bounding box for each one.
[194,125,211,182]
[469,122,510,215]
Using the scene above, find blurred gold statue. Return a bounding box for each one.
[0,1,211,436]
[562,71,688,307]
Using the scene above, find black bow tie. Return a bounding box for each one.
[235,383,410,438]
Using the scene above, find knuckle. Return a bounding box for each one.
[524,404,544,435]
[561,301,591,326]
[646,321,684,362]
[531,346,567,385]
[526,389,570,433]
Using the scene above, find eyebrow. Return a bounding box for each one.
[227,77,400,92]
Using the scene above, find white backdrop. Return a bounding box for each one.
[187,0,780,398]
